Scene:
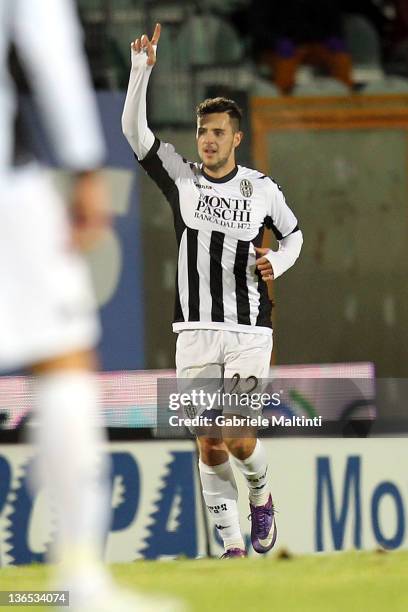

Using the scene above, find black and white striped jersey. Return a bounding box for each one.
[139,138,300,335]
[122,47,303,336]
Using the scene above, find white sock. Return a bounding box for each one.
[32,370,110,574]
[231,440,271,506]
[199,459,244,551]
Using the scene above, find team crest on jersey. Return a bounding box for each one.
[240,179,253,197]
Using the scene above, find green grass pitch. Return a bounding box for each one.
[1,550,408,611]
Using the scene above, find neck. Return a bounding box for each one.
[203,158,237,179]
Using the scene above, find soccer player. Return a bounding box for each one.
[122,23,303,558]
[0,3,178,610]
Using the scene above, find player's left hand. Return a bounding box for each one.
[255,247,274,282]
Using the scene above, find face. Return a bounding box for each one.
[196,112,242,172]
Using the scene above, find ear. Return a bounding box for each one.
[234,130,243,148]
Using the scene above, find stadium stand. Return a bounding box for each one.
[293,76,350,96]
[361,75,408,93]
[343,14,384,83]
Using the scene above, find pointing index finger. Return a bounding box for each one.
[151,22,161,45]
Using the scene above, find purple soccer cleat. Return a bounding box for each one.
[220,548,247,559]
[250,494,277,554]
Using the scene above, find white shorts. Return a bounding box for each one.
[176,329,272,379]
[175,329,272,420]
[0,165,100,370]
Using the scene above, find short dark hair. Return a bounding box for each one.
[196,97,242,131]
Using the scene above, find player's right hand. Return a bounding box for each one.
[132,22,161,66]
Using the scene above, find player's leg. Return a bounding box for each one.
[314,40,353,88]
[226,435,277,553]
[223,332,277,554]
[33,350,180,611]
[225,436,269,506]
[197,435,246,557]
[0,170,108,604]
[0,168,181,611]
[176,330,246,558]
[267,39,305,94]
[31,349,111,600]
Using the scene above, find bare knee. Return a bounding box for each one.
[197,437,228,466]
[31,349,97,375]
[225,437,256,460]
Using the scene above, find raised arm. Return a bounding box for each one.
[121,23,161,160]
